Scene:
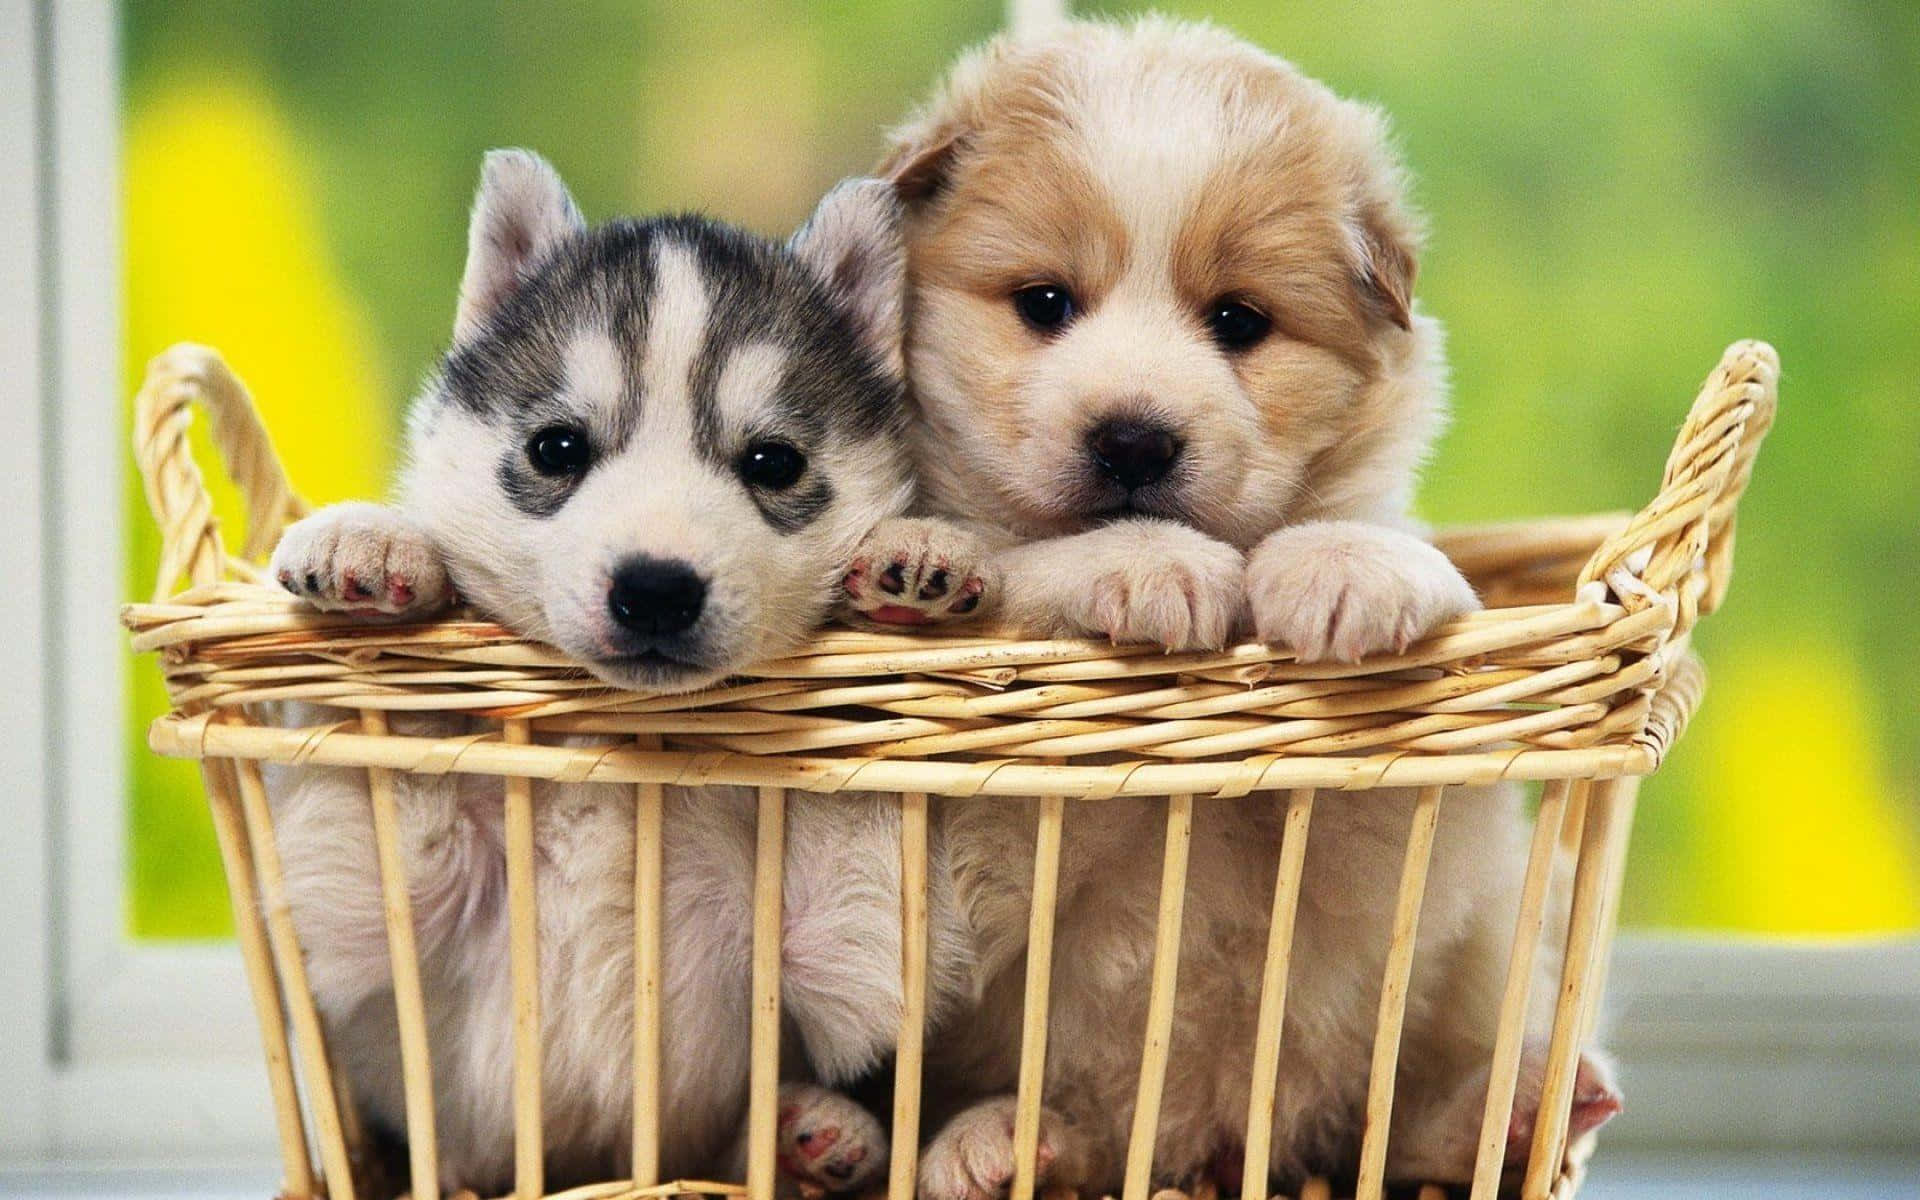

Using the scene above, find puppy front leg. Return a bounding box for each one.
[272,501,453,615]
[1246,520,1477,662]
[996,519,1245,650]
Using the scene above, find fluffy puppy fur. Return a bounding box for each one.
[868,17,1618,1195]
[264,153,975,1195]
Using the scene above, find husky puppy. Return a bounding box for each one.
[854,18,1621,1196]
[265,151,975,1195]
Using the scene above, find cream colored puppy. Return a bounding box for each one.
[861,17,1619,1196]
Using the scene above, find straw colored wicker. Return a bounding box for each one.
[124,339,1778,1200]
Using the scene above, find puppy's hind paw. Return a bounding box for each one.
[775,1082,888,1196]
[919,1096,1080,1200]
[1506,1051,1622,1167]
[840,517,995,628]
[270,502,452,617]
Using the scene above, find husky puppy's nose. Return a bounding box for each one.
[607,557,707,638]
[1087,418,1182,490]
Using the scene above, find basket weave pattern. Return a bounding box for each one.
[124,341,1778,1200]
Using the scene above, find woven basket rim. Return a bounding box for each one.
[124,340,1776,797]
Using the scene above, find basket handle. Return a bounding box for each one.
[133,343,310,601]
[1578,339,1778,635]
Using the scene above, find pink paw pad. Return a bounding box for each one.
[845,556,985,625]
[778,1106,870,1189]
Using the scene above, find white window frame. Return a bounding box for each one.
[2,0,1915,1169]
[4,0,280,1167]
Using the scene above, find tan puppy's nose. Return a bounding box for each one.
[1086,418,1182,490]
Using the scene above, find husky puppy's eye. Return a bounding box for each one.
[528,425,592,476]
[1013,284,1076,332]
[738,440,807,490]
[1207,300,1273,350]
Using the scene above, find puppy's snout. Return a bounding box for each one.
[607,557,707,638]
[1087,418,1182,490]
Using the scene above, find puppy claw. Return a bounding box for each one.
[840,518,996,628]
[1246,521,1476,662]
[270,502,452,617]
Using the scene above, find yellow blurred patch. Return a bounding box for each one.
[1689,644,1920,932]
[125,75,392,524]
[123,76,391,937]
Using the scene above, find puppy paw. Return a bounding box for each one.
[840,517,994,627]
[1246,521,1476,662]
[1506,1050,1622,1167]
[1071,528,1244,650]
[919,1097,1076,1200]
[776,1082,888,1196]
[270,502,452,616]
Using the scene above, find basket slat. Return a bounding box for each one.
[504,719,544,1199]
[746,786,786,1200]
[232,754,358,1200]
[1011,793,1067,1200]
[1470,779,1573,1200]
[632,744,666,1189]
[1521,780,1625,1199]
[365,709,440,1200]
[1121,793,1196,1200]
[203,757,316,1198]
[1583,778,1642,1042]
[1354,786,1444,1200]
[1240,789,1315,1200]
[889,791,934,1200]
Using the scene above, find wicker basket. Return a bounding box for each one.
[124,340,1778,1200]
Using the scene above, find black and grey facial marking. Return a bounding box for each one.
[496,449,574,520]
[435,214,907,529]
[750,476,835,535]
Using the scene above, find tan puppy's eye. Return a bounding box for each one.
[1207,299,1272,351]
[1013,283,1076,332]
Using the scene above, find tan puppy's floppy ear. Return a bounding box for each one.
[1352,200,1418,332]
[456,149,585,343]
[879,122,965,204]
[791,178,909,380]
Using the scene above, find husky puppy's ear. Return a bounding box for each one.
[454,148,586,343]
[790,179,908,381]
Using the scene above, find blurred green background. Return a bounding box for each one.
[124,1,1920,938]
